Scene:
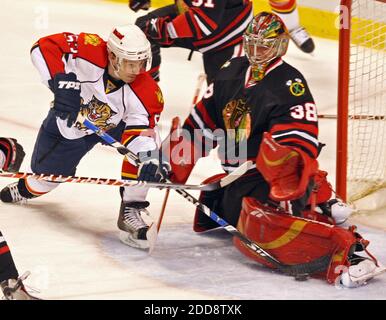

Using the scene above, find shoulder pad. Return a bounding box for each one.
[266,61,312,101]
[77,33,108,68]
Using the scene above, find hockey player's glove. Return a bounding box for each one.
[0,138,25,172]
[256,132,318,201]
[52,72,81,128]
[129,0,150,12]
[137,149,171,182]
[145,17,174,46]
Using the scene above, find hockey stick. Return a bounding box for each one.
[0,168,248,191]
[148,189,168,255]
[78,115,331,277]
[156,75,207,246]
[154,73,207,251]
[154,116,181,246]
[158,191,169,233]
[76,114,250,253]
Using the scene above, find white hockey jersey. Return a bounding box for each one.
[30,32,164,158]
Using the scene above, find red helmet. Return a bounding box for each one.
[243,12,289,66]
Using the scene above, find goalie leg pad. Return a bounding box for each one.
[300,171,353,225]
[234,197,382,285]
[161,117,196,184]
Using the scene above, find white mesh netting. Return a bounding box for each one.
[346,0,386,203]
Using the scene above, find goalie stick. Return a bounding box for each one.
[153,116,180,253]
[78,115,331,277]
[155,76,207,252]
[0,165,249,192]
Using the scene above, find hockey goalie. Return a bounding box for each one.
[162,12,386,288]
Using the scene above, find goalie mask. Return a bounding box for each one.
[243,12,289,67]
[107,24,152,77]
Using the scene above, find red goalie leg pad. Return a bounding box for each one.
[234,197,366,284]
[161,117,197,183]
[301,209,336,225]
[193,173,227,232]
[301,170,335,225]
[309,170,333,205]
[256,132,318,201]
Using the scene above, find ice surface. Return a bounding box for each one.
[0,0,385,299]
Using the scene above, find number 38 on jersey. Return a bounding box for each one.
[290,103,318,122]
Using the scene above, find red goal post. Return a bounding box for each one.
[336,0,386,208]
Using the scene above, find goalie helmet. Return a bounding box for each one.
[243,12,289,66]
[107,24,152,73]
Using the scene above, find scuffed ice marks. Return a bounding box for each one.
[100,223,386,300]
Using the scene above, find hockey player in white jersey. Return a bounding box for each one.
[0,25,169,249]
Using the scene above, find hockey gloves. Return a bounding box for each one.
[145,17,174,46]
[52,72,81,128]
[129,0,150,12]
[137,149,171,182]
[0,138,25,172]
[256,132,318,201]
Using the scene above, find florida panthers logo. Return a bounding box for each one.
[84,34,101,46]
[222,99,251,143]
[76,95,117,131]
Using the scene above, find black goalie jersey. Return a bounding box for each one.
[182,56,319,172]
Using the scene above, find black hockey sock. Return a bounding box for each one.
[0,231,19,282]
[17,179,38,199]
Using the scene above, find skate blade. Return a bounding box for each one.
[119,231,149,249]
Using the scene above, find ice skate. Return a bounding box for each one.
[290,26,315,53]
[118,201,151,249]
[0,182,28,203]
[339,255,386,288]
[1,272,40,300]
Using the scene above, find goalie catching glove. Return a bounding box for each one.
[0,138,25,172]
[256,132,318,201]
[137,149,171,182]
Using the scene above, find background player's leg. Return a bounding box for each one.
[0,231,38,300]
[269,0,315,53]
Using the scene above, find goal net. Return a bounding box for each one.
[336,0,386,209]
